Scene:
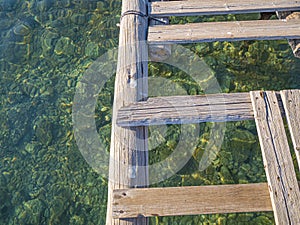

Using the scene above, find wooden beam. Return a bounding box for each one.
[250,91,300,225]
[112,183,273,218]
[149,0,300,17]
[148,20,300,44]
[280,89,300,172]
[117,92,284,127]
[106,0,149,224]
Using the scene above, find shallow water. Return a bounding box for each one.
[1,1,300,225]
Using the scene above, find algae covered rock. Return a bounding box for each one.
[85,42,100,59]
[0,0,20,12]
[34,116,53,146]
[1,103,32,149]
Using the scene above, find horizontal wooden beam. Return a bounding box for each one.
[117,92,284,127]
[148,20,300,44]
[117,92,253,126]
[149,0,300,17]
[112,183,273,218]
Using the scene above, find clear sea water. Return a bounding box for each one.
[1,1,300,224]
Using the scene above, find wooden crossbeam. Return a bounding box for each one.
[250,91,300,225]
[148,20,300,44]
[117,92,285,127]
[280,89,300,172]
[149,0,300,17]
[112,183,273,218]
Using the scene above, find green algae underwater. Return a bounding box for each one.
[0,0,300,224]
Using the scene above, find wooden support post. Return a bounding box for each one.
[250,91,300,225]
[105,0,149,224]
[280,89,300,172]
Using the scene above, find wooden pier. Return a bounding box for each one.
[106,1,300,224]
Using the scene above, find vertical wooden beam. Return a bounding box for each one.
[280,89,300,172]
[106,0,149,224]
[250,91,300,225]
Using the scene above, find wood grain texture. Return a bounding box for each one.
[280,89,300,172]
[117,92,284,127]
[112,183,273,218]
[149,0,300,17]
[250,91,300,225]
[148,20,300,44]
[106,0,149,224]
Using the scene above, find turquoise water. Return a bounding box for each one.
[1,1,300,224]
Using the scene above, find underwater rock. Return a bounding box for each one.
[13,23,31,36]
[69,215,85,225]
[36,0,55,12]
[71,13,86,25]
[0,12,14,30]
[14,199,45,225]
[218,165,234,184]
[0,0,19,12]
[84,42,99,59]
[1,103,32,149]
[2,42,30,63]
[231,129,256,144]
[54,36,75,56]
[0,186,11,216]
[41,30,59,56]
[34,116,53,146]
[251,215,273,224]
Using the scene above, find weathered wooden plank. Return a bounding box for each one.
[280,89,300,172]
[250,91,300,225]
[106,0,149,224]
[117,92,283,127]
[112,183,272,218]
[148,20,300,44]
[149,0,300,17]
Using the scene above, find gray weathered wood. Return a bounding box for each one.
[149,0,300,17]
[250,91,300,225]
[112,183,273,218]
[280,89,300,172]
[117,92,283,127]
[148,20,300,44]
[106,0,149,224]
